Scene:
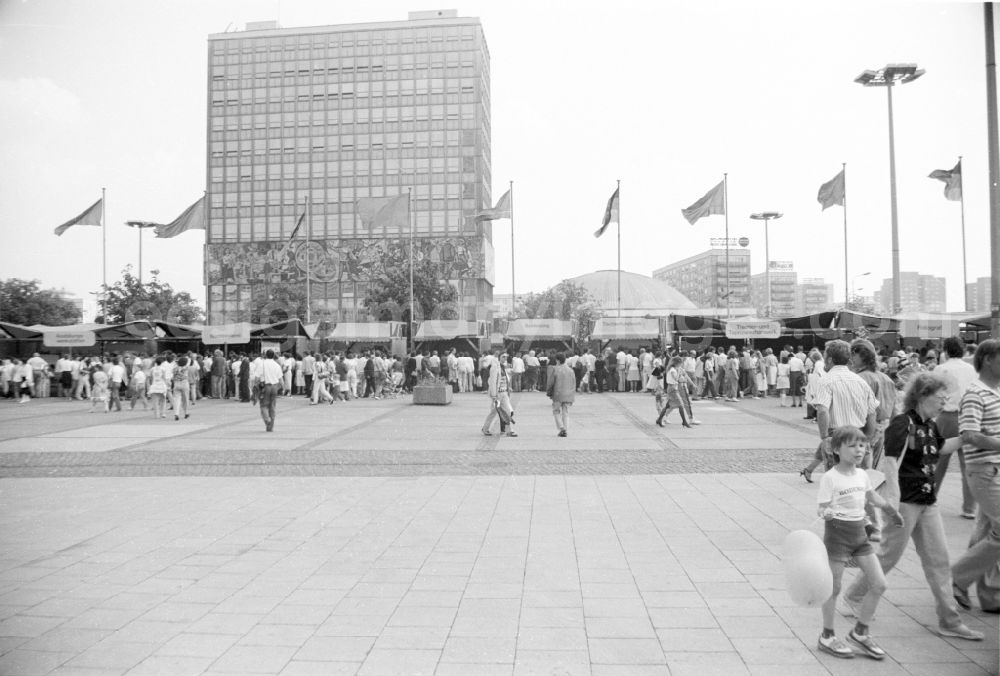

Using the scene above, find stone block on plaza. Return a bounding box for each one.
[412,384,453,405]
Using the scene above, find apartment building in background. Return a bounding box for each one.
[874,272,946,314]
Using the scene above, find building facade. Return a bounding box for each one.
[966,276,992,313]
[874,272,946,314]
[652,247,752,312]
[796,278,834,316]
[749,261,797,317]
[204,11,494,324]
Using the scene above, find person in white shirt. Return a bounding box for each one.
[446,349,459,389]
[258,350,284,432]
[458,352,474,393]
[523,350,539,392]
[129,367,148,410]
[26,353,47,397]
[0,358,12,399]
[511,353,525,392]
[933,336,979,517]
[249,353,265,404]
[108,356,127,412]
[615,349,628,392]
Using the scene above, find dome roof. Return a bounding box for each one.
[566,270,697,315]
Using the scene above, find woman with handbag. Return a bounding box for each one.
[840,372,984,641]
[655,356,692,428]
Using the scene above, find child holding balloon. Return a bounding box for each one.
[816,426,904,659]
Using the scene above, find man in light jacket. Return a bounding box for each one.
[546,352,576,438]
[482,353,516,437]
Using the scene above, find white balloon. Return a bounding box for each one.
[783,529,833,607]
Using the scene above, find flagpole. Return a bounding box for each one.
[616,178,621,318]
[138,223,143,286]
[509,180,516,317]
[305,195,312,323]
[723,174,730,318]
[842,162,849,306]
[102,187,107,324]
[958,156,968,310]
[408,188,414,353]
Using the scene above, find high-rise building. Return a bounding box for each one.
[204,11,494,324]
[797,278,834,315]
[873,272,946,314]
[966,276,992,313]
[652,246,751,311]
[749,261,797,317]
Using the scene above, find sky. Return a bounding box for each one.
[0,0,995,319]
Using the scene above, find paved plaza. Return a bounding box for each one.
[0,390,996,675]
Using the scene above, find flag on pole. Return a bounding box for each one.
[356,194,409,229]
[593,187,619,238]
[817,169,846,210]
[148,196,206,238]
[286,209,307,242]
[681,181,725,225]
[928,161,962,201]
[475,189,512,221]
[53,198,103,236]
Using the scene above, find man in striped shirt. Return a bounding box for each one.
[952,339,1000,613]
[814,340,878,453]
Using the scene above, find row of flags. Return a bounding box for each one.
[594,159,964,234]
[51,159,963,241]
[816,160,961,212]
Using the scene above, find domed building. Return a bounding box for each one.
[566,270,697,317]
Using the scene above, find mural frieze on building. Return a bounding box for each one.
[205,236,489,286]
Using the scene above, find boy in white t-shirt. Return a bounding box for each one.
[816,426,903,660]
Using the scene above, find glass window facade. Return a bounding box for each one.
[205,17,493,323]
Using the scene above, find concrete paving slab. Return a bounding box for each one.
[0,394,997,675]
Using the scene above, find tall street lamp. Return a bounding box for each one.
[851,271,871,302]
[750,212,782,316]
[855,63,924,314]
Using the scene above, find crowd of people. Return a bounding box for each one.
[2,334,998,663]
[792,336,1000,660]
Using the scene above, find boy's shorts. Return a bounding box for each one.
[823,518,874,563]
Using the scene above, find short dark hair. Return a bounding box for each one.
[974,339,1000,374]
[555,353,566,364]
[942,336,964,360]
[265,349,275,359]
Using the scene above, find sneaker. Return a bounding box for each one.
[847,630,885,659]
[507,431,518,437]
[960,511,976,519]
[690,419,702,425]
[482,430,492,436]
[953,584,972,610]
[557,430,567,437]
[817,633,854,659]
[938,624,984,641]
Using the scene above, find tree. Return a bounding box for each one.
[520,280,603,344]
[99,266,204,324]
[0,278,81,326]
[843,294,876,315]
[363,257,460,324]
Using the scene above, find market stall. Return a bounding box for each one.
[504,318,575,354]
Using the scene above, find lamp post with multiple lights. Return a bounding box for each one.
[750,211,782,317]
[854,63,924,314]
